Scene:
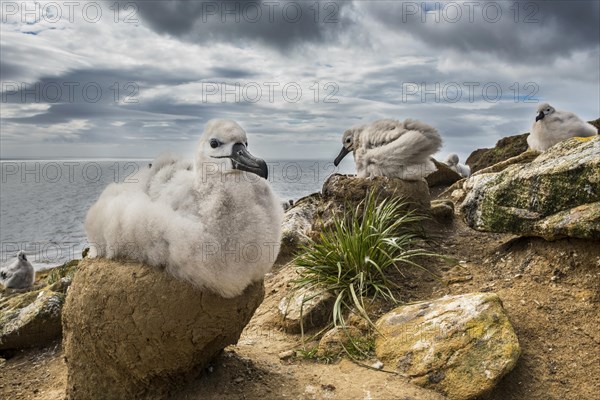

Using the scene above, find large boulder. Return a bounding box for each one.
[0,260,77,351]
[62,258,264,400]
[312,174,431,234]
[375,292,520,400]
[460,137,600,240]
[276,193,321,264]
[466,133,529,173]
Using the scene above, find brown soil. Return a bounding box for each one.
[2,210,599,400]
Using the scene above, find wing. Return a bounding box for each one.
[551,112,597,137]
[0,269,9,280]
[144,153,193,200]
[365,125,442,167]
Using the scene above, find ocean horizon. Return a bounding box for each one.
[0,159,354,271]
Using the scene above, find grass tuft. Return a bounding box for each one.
[294,190,442,329]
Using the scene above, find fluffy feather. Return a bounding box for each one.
[85,120,284,298]
[528,103,597,151]
[445,153,471,178]
[0,251,35,289]
[337,119,442,180]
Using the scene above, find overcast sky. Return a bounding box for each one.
[1,0,599,164]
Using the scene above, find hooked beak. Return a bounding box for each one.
[334,147,351,167]
[230,143,268,179]
[535,111,545,122]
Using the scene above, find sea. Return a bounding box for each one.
[0,160,354,271]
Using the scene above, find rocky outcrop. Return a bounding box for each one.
[466,134,528,173]
[276,193,321,264]
[312,174,431,235]
[62,258,264,400]
[0,286,66,351]
[426,159,462,188]
[375,292,520,400]
[0,260,77,351]
[460,137,600,240]
[471,150,540,176]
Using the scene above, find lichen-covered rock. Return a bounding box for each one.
[62,258,264,400]
[312,174,431,235]
[276,193,321,264]
[0,261,76,351]
[0,289,65,351]
[533,202,600,239]
[278,286,334,333]
[375,292,520,400]
[460,137,600,240]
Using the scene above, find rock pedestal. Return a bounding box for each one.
[62,258,264,400]
[312,174,431,235]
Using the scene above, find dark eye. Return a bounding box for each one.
[546,109,550,112]
[245,142,248,147]
[210,139,219,148]
[346,138,351,143]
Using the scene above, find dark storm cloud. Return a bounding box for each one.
[0,60,22,81]
[363,0,600,63]
[110,0,355,49]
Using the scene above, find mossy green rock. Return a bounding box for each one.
[375,292,520,400]
[460,137,600,240]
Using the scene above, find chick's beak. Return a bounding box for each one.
[230,143,268,179]
[334,147,350,167]
[535,111,545,122]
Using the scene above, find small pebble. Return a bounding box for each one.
[234,377,244,384]
[278,350,295,360]
[371,361,384,370]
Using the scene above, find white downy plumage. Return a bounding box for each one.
[0,251,35,289]
[85,120,284,298]
[334,119,442,180]
[528,103,597,151]
[445,153,471,178]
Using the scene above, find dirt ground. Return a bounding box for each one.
[1,210,599,400]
